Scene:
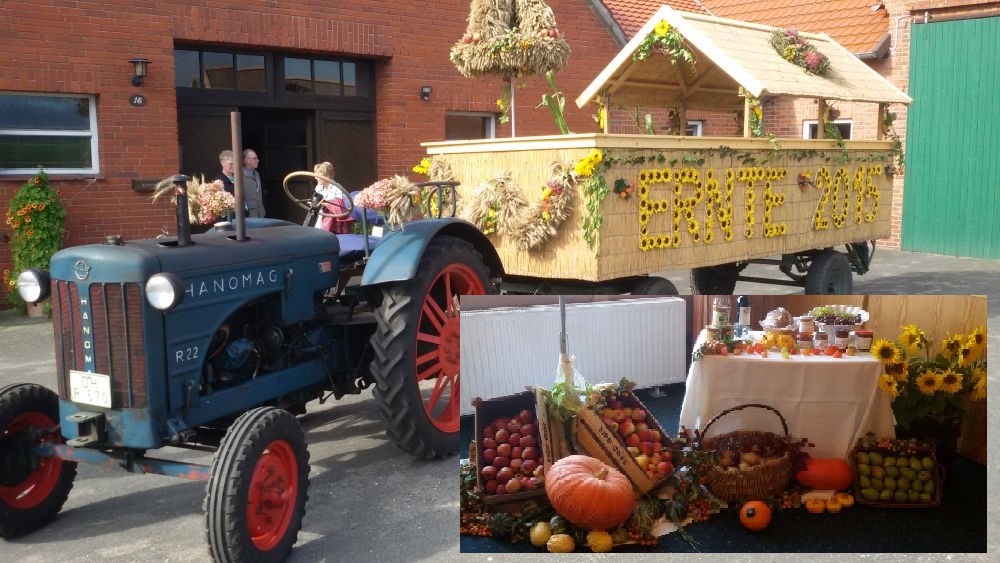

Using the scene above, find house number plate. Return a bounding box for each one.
[69,370,112,409]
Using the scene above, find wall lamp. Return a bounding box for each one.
[420,85,432,101]
[129,57,151,87]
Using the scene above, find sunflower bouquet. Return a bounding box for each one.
[871,325,987,431]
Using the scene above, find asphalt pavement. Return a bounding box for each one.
[0,247,997,562]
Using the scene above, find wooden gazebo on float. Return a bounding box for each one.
[422,5,912,293]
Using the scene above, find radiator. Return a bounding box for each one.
[460,297,686,415]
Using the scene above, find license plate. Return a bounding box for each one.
[69,370,112,409]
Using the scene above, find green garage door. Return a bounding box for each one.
[903,17,999,258]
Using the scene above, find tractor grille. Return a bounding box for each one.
[52,280,148,408]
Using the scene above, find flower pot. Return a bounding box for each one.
[895,415,963,472]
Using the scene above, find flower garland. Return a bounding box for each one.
[747,97,765,138]
[769,28,830,76]
[4,169,66,308]
[633,19,695,66]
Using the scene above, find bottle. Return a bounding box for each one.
[711,295,731,328]
[734,295,751,338]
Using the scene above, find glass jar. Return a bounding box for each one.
[834,329,850,351]
[797,315,816,334]
[855,330,874,351]
[711,295,731,327]
[796,333,813,352]
[813,331,829,350]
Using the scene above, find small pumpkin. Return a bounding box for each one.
[739,501,772,531]
[546,533,575,553]
[805,498,827,513]
[586,530,613,553]
[834,492,855,507]
[544,455,636,530]
[529,521,552,548]
[795,458,853,491]
[825,499,842,513]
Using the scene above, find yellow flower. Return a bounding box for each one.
[971,366,986,384]
[871,339,901,364]
[971,376,986,401]
[899,324,926,354]
[877,374,899,398]
[655,20,671,36]
[940,334,962,360]
[968,327,987,361]
[885,361,908,383]
[939,369,963,394]
[496,98,505,110]
[915,370,942,395]
[957,342,976,367]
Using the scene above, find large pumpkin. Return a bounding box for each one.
[544,455,636,530]
[794,458,853,491]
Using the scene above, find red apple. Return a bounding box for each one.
[650,430,662,443]
[632,409,647,421]
[634,422,649,432]
[651,442,664,454]
[520,423,535,437]
[481,437,498,450]
[493,456,510,469]
[493,417,510,429]
[528,477,542,489]
[623,408,633,419]
[485,479,498,493]
[496,483,506,495]
[517,409,534,425]
[483,425,495,439]
[511,446,524,460]
[506,419,523,434]
[496,443,512,458]
[522,459,538,474]
[496,466,514,484]
[509,458,523,472]
[639,441,654,455]
[481,465,498,481]
[507,433,521,447]
[657,461,674,474]
[521,446,539,461]
[505,477,522,493]
[635,454,650,468]
[519,435,536,448]
[637,428,652,442]
[625,433,641,448]
[600,408,613,418]
[521,476,537,490]
[619,420,636,437]
[495,429,510,443]
[481,448,497,463]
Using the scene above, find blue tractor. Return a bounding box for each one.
[1,171,499,561]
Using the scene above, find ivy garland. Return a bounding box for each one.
[633,19,695,66]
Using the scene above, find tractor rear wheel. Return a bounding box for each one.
[205,407,309,563]
[805,250,853,294]
[371,236,495,460]
[0,383,77,539]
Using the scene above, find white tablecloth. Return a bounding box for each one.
[678,350,895,460]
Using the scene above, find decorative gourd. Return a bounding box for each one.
[834,492,855,507]
[549,515,570,535]
[794,458,853,491]
[586,530,613,553]
[805,498,827,513]
[546,533,575,553]
[825,499,842,513]
[738,501,772,531]
[529,521,552,548]
[544,455,636,530]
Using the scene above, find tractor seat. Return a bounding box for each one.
[337,191,385,263]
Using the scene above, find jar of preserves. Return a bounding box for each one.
[813,331,829,350]
[796,333,813,352]
[834,329,850,351]
[797,315,816,334]
[854,330,874,351]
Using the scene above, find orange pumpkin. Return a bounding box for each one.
[544,455,636,530]
[794,458,853,491]
[739,501,772,531]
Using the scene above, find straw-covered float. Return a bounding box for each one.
[425,6,911,294]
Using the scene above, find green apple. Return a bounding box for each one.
[896,456,909,468]
[856,451,870,465]
[917,470,931,482]
[924,481,935,494]
[871,477,884,490]
[909,457,923,471]
[883,456,896,468]
[885,466,900,478]
[919,492,932,503]
[861,488,879,501]
[884,477,896,490]
[897,477,910,491]
[880,489,893,501]
[908,490,920,502]
[922,456,935,470]
[868,453,883,466]
[900,467,916,480]
[871,466,885,479]
[859,475,871,488]
[857,463,871,477]
[894,490,908,503]
[912,480,923,493]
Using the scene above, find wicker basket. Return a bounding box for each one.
[696,403,794,504]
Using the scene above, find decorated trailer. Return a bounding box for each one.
[429,5,911,294]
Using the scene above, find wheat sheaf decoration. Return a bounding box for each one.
[450,0,570,78]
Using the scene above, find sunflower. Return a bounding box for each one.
[915,370,942,395]
[654,20,671,36]
[871,339,902,364]
[899,324,926,354]
[939,369,963,394]
[885,361,908,382]
[957,342,975,368]
[940,334,962,360]
[877,374,899,398]
[971,376,987,401]
[971,366,986,384]
[968,327,987,360]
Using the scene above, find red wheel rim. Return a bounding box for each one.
[0,411,64,509]
[246,439,299,552]
[415,263,486,433]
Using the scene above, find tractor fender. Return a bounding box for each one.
[361,218,503,286]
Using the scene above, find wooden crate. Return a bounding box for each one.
[426,134,896,282]
[850,440,942,508]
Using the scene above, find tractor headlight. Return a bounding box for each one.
[16,269,50,303]
[145,273,185,311]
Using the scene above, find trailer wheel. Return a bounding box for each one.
[0,383,77,539]
[205,407,309,563]
[631,276,679,295]
[371,236,495,460]
[690,263,739,294]
[805,250,853,294]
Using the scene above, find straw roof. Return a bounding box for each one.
[575,5,911,111]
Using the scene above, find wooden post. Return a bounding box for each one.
[743,95,751,139]
[678,102,688,136]
[877,103,888,140]
[817,98,826,139]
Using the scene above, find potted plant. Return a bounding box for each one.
[871,325,987,467]
[3,169,67,316]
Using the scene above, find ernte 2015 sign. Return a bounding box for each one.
[634,163,884,252]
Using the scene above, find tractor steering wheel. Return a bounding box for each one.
[282,170,355,219]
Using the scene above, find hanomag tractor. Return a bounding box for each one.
[2,165,499,561]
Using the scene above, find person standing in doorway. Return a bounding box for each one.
[242,149,266,217]
[214,150,236,195]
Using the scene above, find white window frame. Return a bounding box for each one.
[0,92,100,176]
[444,111,496,140]
[685,120,704,137]
[802,119,853,140]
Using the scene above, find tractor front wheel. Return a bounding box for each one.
[0,383,77,539]
[205,407,309,563]
[371,236,495,460]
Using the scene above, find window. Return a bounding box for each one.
[685,120,704,137]
[174,49,266,92]
[0,93,99,175]
[445,112,496,140]
[803,120,852,140]
[281,58,371,97]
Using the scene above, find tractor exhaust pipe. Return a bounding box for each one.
[171,174,192,246]
[230,111,247,241]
